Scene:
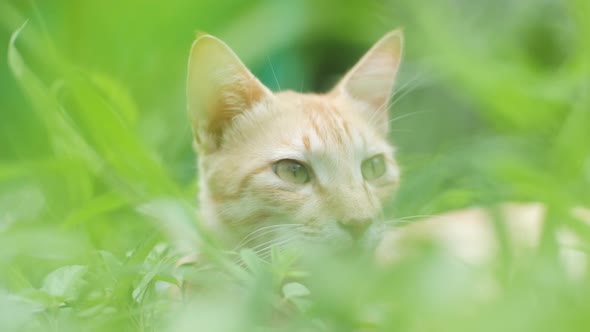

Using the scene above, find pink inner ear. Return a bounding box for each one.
[344,40,401,111]
[329,31,403,136]
[187,35,271,151]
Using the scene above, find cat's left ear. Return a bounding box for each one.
[331,30,403,135]
[187,34,272,153]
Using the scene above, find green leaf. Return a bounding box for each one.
[64,192,126,227]
[282,282,312,312]
[88,73,139,126]
[0,184,44,232]
[22,289,55,308]
[97,250,123,271]
[41,265,88,301]
[239,249,267,276]
[0,291,44,331]
[282,282,310,300]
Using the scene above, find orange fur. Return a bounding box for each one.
[187,31,403,248]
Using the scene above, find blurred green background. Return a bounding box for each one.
[1,0,589,331]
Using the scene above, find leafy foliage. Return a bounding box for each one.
[1,1,589,331]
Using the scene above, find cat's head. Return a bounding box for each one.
[187,30,403,251]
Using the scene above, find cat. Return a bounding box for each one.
[184,30,589,277]
[186,30,403,254]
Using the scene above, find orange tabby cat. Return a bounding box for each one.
[187,30,403,253]
[185,30,589,277]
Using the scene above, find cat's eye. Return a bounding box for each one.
[273,159,311,184]
[361,154,386,181]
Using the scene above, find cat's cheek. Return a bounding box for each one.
[295,201,329,226]
[246,177,312,216]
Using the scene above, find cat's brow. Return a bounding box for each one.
[306,103,354,148]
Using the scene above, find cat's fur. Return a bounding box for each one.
[377,203,590,279]
[187,31,403,251]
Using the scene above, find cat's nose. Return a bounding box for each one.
[337,218,372,240]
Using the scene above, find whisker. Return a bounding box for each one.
[366,111,381,130]
[254,236,299,259]
[382,213,457,226]
[267,56,281,91]
[231,235,298,265]
[366,97,392,129]
[396,215,435,220]
[388,129,415,134]
[394,69,429,93]
[366,74,427,129]
[317,231,347,245]
[299,72,305,93]
[235,224,299,249]
[388,110,432,125]
[251,233,296,252]
[387,72,431,113]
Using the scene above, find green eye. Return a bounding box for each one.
[361,154,386,181]
[273,159,311,184]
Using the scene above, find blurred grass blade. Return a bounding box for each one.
[8,21,205,253]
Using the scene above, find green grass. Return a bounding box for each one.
[1,1,589,331]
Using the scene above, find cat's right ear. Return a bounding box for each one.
[330,30,403,136]
[187,35,272,153]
